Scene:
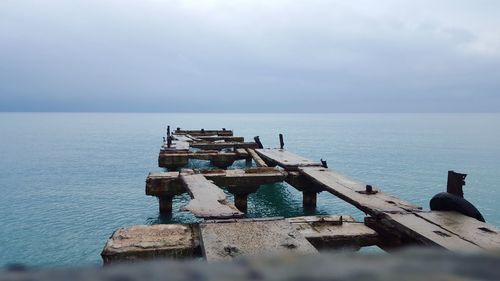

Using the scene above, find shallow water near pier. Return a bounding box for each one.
[1,113,499,267]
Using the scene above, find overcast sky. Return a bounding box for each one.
[1,0,499,112]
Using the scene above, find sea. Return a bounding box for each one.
[0,113,499,267]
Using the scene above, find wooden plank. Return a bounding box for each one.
[235,148,249,158]
[416,211,500,250]
[384,213,481,251]
[200,219,317,261]
[299,166,421,215]
[247,149,268,167]
[287,215,378,249]
[190,142,258,150]
[255,149,322,170]
[101,224,199,264]
[180,174,244,219]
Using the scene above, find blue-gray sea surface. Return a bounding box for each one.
[0,113,499,267]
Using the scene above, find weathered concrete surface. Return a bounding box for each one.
[287,215,378,250]
[417,211,500,249]
[161,140,190,151]
[199,219,318,262]
[146,172,184,197]
[193,135,244,142]
[255,149,322,170]
[299,166,422,215]
[4,250,500,281]
[158,151,242,169]
[101,225,199,264]
[180,174,244,219]
[190,142,258,150]
[174,129,233,136]
[146,168,287,214]
[146,168,287,197]
[247,149,268,167]
[99,216,381,264]
[381,212,498,251]
[298,166,500,251]
[203,167,287,189]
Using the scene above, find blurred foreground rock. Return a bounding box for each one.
[2,249,500,281]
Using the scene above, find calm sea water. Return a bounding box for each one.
[1,113,499,267]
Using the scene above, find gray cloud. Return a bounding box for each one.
[1,0,499,112]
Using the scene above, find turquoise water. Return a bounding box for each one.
[0,113,499,267]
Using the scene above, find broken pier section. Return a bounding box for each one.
[102,215,378,264]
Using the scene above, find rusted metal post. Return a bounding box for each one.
[254,136,264,149]
[447,170,467,198]
[167,136,172,148]
[158,196,173,215]
[279,134,284,149]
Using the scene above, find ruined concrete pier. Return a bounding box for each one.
[102,127,500,264]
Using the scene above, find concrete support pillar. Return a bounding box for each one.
[159,196,173,215]
[303,191,317,209]
[227,185,260,213]
[245,157,253,167]
[234,194,249,213]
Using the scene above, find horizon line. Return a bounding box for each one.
[1,111,500,114]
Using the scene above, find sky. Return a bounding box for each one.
[0,0,499,112]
